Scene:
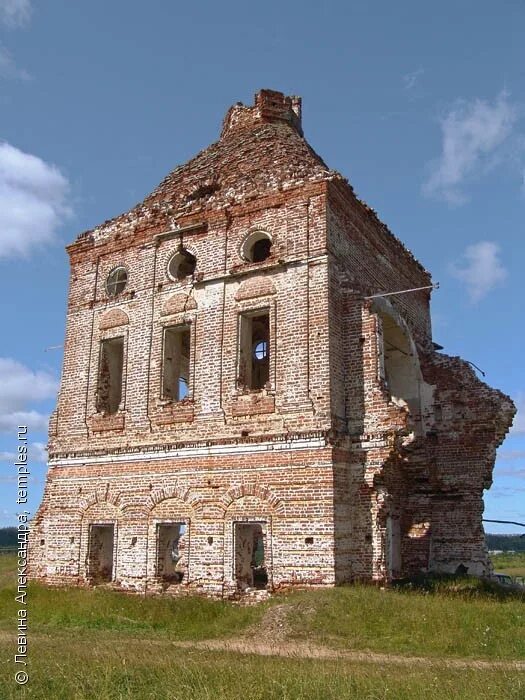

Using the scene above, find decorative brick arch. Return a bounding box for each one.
[79,487,123,514]
[161,293,197,317]
[220,483,285,515]
[146,483,199,511]
[99,308,129,330]
[120,503,150,519]
[235,277,276,301]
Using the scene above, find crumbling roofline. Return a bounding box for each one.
[327,178,431,280]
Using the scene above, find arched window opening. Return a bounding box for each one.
[168,249,196,281]
[379,312,421,422]
[242,231,272,263]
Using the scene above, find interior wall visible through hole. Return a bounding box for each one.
[374,303,434,433]
[97,337,124,414]
[238,312,270,390]
[163,326,190,400]
[234,522,267,590]
[88,524,114,582]
[156,523,187,583]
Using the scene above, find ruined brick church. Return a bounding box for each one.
[30,90,515,596]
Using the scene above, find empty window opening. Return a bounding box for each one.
[106,266,128,297]
[97,337,124,414]
[88,524,114,583]
[251,238,272,262]
[234,522,268,591]
[156,523,187,584]
[238,312,270,390]
[305,537,314,545]
[162,326,191,400]
[378,313,421,418]
[242,232,272,263]
[168,249,196,281]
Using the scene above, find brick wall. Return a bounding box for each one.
[30,89,515,596]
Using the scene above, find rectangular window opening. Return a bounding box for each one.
[163,326,191,400]
[238,311,270,390]
[156,523,187,584]
[97,337,124,414]
[87,524,114,583]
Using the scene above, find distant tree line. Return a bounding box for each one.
[0,527,17,548]
[486,533,525,552]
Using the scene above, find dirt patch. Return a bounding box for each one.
[240,603,293,641]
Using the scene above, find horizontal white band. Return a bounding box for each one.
[49,436,327,468]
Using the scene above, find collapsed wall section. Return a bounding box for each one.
[327,184,515,580]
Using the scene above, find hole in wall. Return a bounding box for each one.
[241,231,272,263]
[162,325,191,401]
[168,249,196,281]
[96,336,124,415]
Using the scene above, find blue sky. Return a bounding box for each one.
[0,0,523,534]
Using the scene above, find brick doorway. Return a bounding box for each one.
[156,523,187,584]
[234,522,268,591]
[87,524,115,583]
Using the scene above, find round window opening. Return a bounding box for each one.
[242,232,272,263]
[106,266,128,297]
[253,340,268,360]
[168,249,197,281]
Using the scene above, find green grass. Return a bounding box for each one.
[0,553,16,589]
[1,554,524,698]
[0,639,523,700]
[0,584,261,639]
[0,553,262,641]
[283,581,525,660]
[491,551,525,577]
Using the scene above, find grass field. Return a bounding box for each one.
[0,554,523,699]
[491,551,525,577]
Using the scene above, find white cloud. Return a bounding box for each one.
[423,92,517,204]
[0,440,47,462]
[0,142,72,258]
[0,43,29,80]
[449,241,507,303]
[0,358,58,434]
[403,67,423,91]
[0,0,31,28]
